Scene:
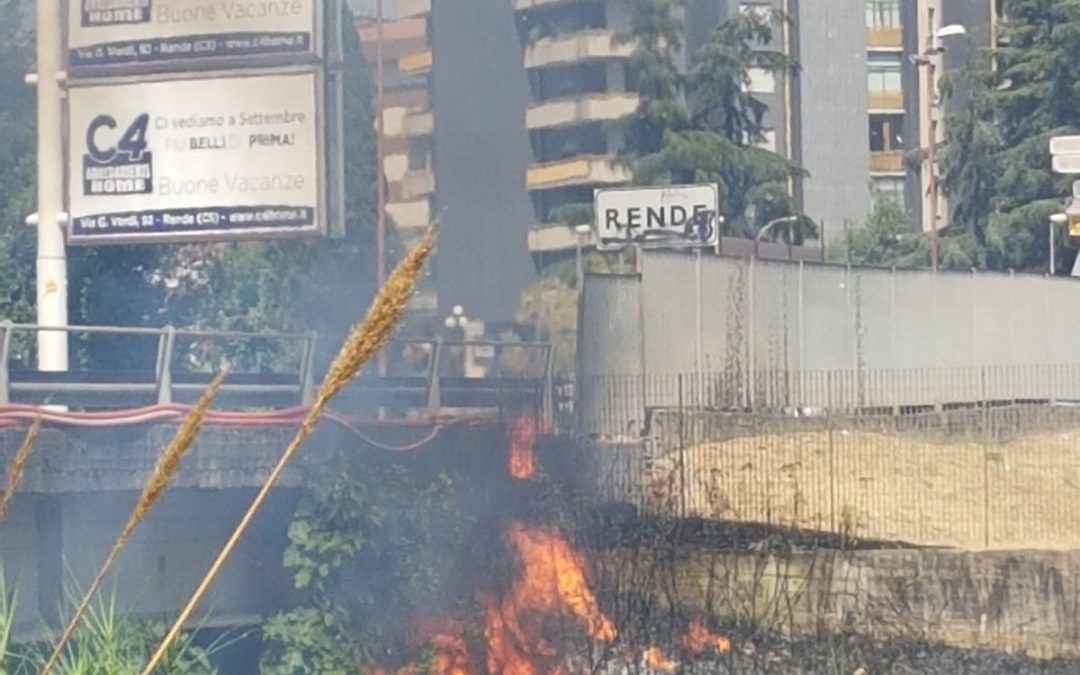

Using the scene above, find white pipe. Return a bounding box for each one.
[35,0,69,372]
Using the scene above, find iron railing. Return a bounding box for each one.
[0,322,555,416]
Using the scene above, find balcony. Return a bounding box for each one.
[527,223,595,254]
[401,169,435,199]
[387,198,432,233]
[524,30,635,70]
[516,0,588,10]
[403,109,434,137]
[866,27,902,48]
[869,150,904,174]
[527,92,638,130]
[526,154,630,190]
[398,0,431,17]
[399,50,433,75]
[868,90,903,111]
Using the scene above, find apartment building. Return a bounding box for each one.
[514,0,871,251]
[356,0,436,263]
[513,0,637,256]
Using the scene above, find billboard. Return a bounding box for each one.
[67,69,326,244]
[67,0,320,71]
[594,184,720,251]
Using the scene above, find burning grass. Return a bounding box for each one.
[508,414,538,481]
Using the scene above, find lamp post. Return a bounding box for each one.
[912,24,967,273]
[574,224,591,295]
[1050,213,1068,276]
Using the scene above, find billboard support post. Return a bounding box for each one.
[35,0,69,372]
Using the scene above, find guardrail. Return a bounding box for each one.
[0,322,555,418]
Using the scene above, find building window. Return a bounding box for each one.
[531,63,608,101]
[407,137,430,172]
[872,177,905,203]
[531,123,608,163]
[867,52,902,93]
[866,0,901,30]
[869,114,903,152]
[746,68,776,94]
[756,129,777,152]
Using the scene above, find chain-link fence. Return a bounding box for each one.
[576,366,1080,551]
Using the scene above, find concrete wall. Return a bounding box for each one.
[579,252,1080,433]
[0,488,298,637]
[792,0,870,242]
[594,544,1080,659]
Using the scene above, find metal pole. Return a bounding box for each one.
[374,0,388,386]
[375,0,387,288]
[1050,217,1056,276]
[575,234,584,295]
[35,0,68,372]
[927,60,939,273]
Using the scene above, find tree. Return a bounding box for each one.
[842,194,928,268]
[0,0,40,355]
[939,0,1080,272]
[621,4,809,239]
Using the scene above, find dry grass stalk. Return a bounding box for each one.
[140,223,438,675]
[40,370,228,675]
[0,414,43,522]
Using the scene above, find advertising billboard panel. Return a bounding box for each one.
[67,69,325,244]
[67,0,320,71]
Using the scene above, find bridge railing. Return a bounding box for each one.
[0,323,556,418]
[0,322,318,408]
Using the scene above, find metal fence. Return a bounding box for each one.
[577,366,1080,551]
[0,322,555,414]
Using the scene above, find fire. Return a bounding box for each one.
[680,617,732,656]
[508,414,538,480]
[483,522,617,674]
[643,647,676,673]
[370,618,472,675]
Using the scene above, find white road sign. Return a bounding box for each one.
[1053,154,1080,175]
[67,70,325,244]
[67,0,320,71]
[1051,135,1080,157]
[594,184,720,250]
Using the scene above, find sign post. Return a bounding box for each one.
[34,0,69,371]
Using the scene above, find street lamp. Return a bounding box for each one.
[574,224,591,295]
[444,304,468,331]
[912,24,968,273]
[1050,213,1068,275]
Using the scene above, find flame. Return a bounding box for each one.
[370,617,471,675]
[680,617,732,656]
[508,414,538,480]
[643,647,676,673]
[483,522,616,674]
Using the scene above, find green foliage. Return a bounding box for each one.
[260,451,469,674]
[840,196,927,269]
[939,0,1080,272]
[620,3,806,238]
[0,0,38,359]
[0,575,224,675]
